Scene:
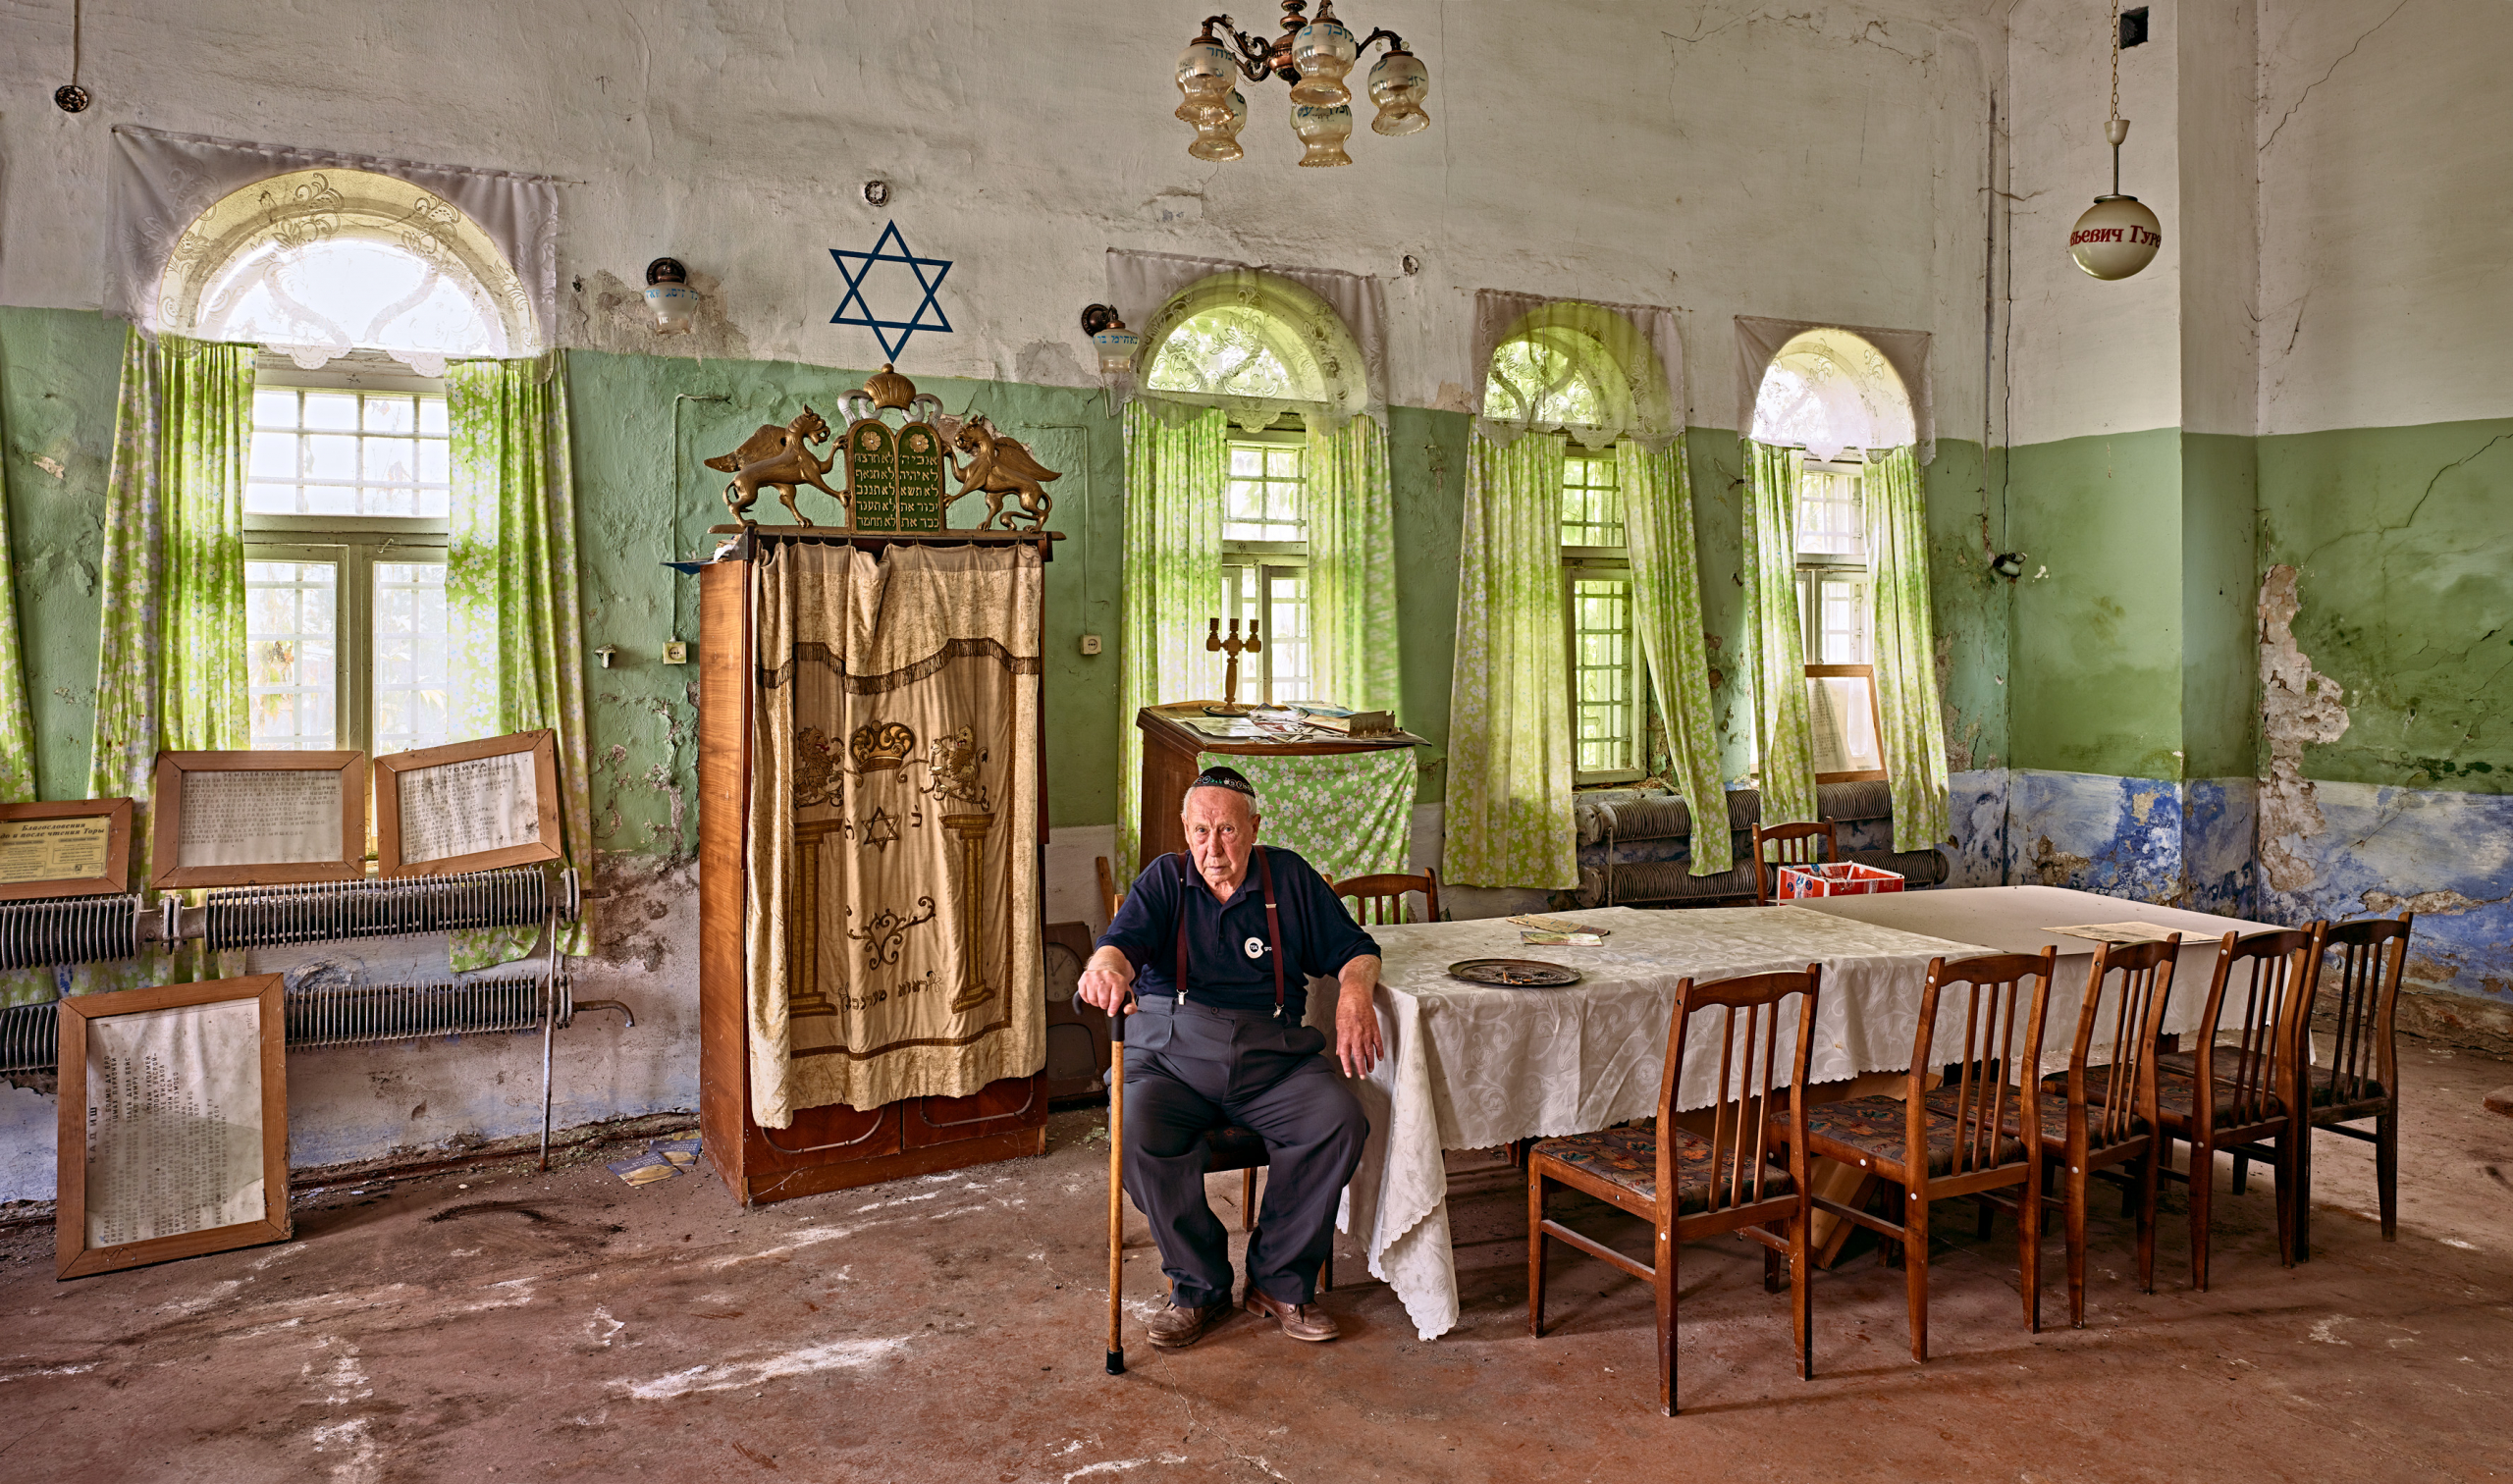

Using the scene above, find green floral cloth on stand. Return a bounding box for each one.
[1741,440,1818,825]
[1195,746,1417,886]
[1116,402,1226,878]
[1443,433,1577,890]
[1866,446,1950,851]
[447,355,596,968]
[1618,436,1732,875]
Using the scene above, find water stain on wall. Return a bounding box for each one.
[2258,563,2351,893]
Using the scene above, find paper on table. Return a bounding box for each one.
[399,750,543,864]
[0,816,112,883]
[1507,914,1608,937]
[82,1000,267,1247]
[2046,921,2186,946]
[176,769,344,868]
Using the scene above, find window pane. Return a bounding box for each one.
[417,398,450,437]
[1795,469,1866,557]
[1221,439,1305,543]
[245,390,451,515]
[373,561,454,754]
[253,389,301,428]
[302,392,359,432]
[1261,567,1310,705]
[245,559,338,750]
[1567,574,1637,775]
[363,395,416,434]
[1560,451,1625,547]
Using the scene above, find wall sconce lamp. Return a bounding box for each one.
[644,258,700,336]
[1080,304,1142,376]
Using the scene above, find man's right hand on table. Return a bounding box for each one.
[1077,946,1136,1015]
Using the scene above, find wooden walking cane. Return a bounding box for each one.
[1105,990,1129,1376]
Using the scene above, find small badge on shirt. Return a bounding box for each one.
[1244,935,1267,960]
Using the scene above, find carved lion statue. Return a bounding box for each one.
[707,406,842,526]
[945,417,1060,530]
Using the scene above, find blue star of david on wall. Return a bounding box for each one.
[829,221,952,361]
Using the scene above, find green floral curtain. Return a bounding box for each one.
[0,362,36,805]
[1618,436,1731,875]
[1116,401,1226,877]
[1742,439,1818,824]
[1867,446,1950,850]
[1305,415,1401,716]
[447,354,595,965]
[15,330,254,1004]
[1444,433,1577,890]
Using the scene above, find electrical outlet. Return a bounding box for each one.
[663,641,689,664]
[1079,634,1102,656]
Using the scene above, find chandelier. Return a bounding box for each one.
[2068,2,2163,281]
[1174,1,1430,167]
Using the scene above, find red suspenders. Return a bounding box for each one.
[1170,847,1289,1019]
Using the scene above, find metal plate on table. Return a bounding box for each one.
[1446,957,1582,988]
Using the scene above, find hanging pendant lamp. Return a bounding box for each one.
[2069,3,2163,281]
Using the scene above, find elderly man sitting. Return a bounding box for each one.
[1077,766,1384,1349]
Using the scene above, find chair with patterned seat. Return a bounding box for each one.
[2288,914,2414,1254]
[2064,928,2312,1290]
[1331,868,1441,926]
[1750,820,1838,905]
[1526,966,1821,1415]
[2023,936,2177,1326]
[1773,951,2054,1360]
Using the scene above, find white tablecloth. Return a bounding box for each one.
[1305,905,1989,1341]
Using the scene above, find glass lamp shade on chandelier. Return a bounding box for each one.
[1174,0,1429,166]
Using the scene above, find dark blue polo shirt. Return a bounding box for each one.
[1096,847,1379,1019]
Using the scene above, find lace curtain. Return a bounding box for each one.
[1867,447,1951,851]
[445,356,596,967]
[1108,250,1387,434]
[1736,316,1934,465]
[1471,292,1687,452]
[1115,403,1227,878]
[1444,435,1577,890]
[1618,437,1733,876]
[1742,439,1819,825]
[108,126,557,374]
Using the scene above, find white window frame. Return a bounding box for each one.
[1560,448,1646,785]
[1219,427,1312,706]
[1791,457,1871,667]
[244,355,454,758]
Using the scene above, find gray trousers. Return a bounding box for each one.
[1121,998,1367,1309]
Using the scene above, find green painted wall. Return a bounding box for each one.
[2258,416,2513,794]
[2180,432,2261,780]
[0,309,2015,839]
[1922,438,2007,774]
[2007,428,2188,779]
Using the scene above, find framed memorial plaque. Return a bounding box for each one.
[373,730,562,878]
[56,974,291,1279]
[149,751,367,889]
[1804,663,1889,784]
[0,799,134,902]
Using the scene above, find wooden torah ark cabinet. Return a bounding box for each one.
[698,548,1047,1207]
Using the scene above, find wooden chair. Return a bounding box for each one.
[2025,937,2177,1327]
[1331,868,1441,925]
[1094,855,1124,928]
[1776,951,2053,1360]
[2285,914,2414,1254]
[1527,966,1820,1415]
[1750,820,1838,905]
[2147,930,2314,1288]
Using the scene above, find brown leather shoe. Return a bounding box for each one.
[1245,1288,1340,1342]
[1147,1300,1231,1350]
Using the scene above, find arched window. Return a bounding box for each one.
[1749,327,1915,464]
[160,168,533,758]
[1135,270,1369,433]
[160,168,532,375]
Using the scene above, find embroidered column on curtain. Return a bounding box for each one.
[1305,415,1401,716]
[1444,434,1577,890]
[1617,438,1733,875]
[1115,402,1225,878]
[744,543,1045,1127]
[446,355,595,965]
[1867,447,1950,850]
[1742,440,1819,825]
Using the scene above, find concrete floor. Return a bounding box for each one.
[5,1038,2511,1483]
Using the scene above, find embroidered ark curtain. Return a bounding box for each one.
[746,541,1045,1126]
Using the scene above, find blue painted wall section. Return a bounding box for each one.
[2260,780,2513,1004]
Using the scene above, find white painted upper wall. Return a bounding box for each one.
[2256,0,2513,437]
[0,0,1998,438]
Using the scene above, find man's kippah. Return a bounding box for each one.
[1186,765,1259,803]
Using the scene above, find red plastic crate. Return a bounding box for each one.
[1776,861,1906,899]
